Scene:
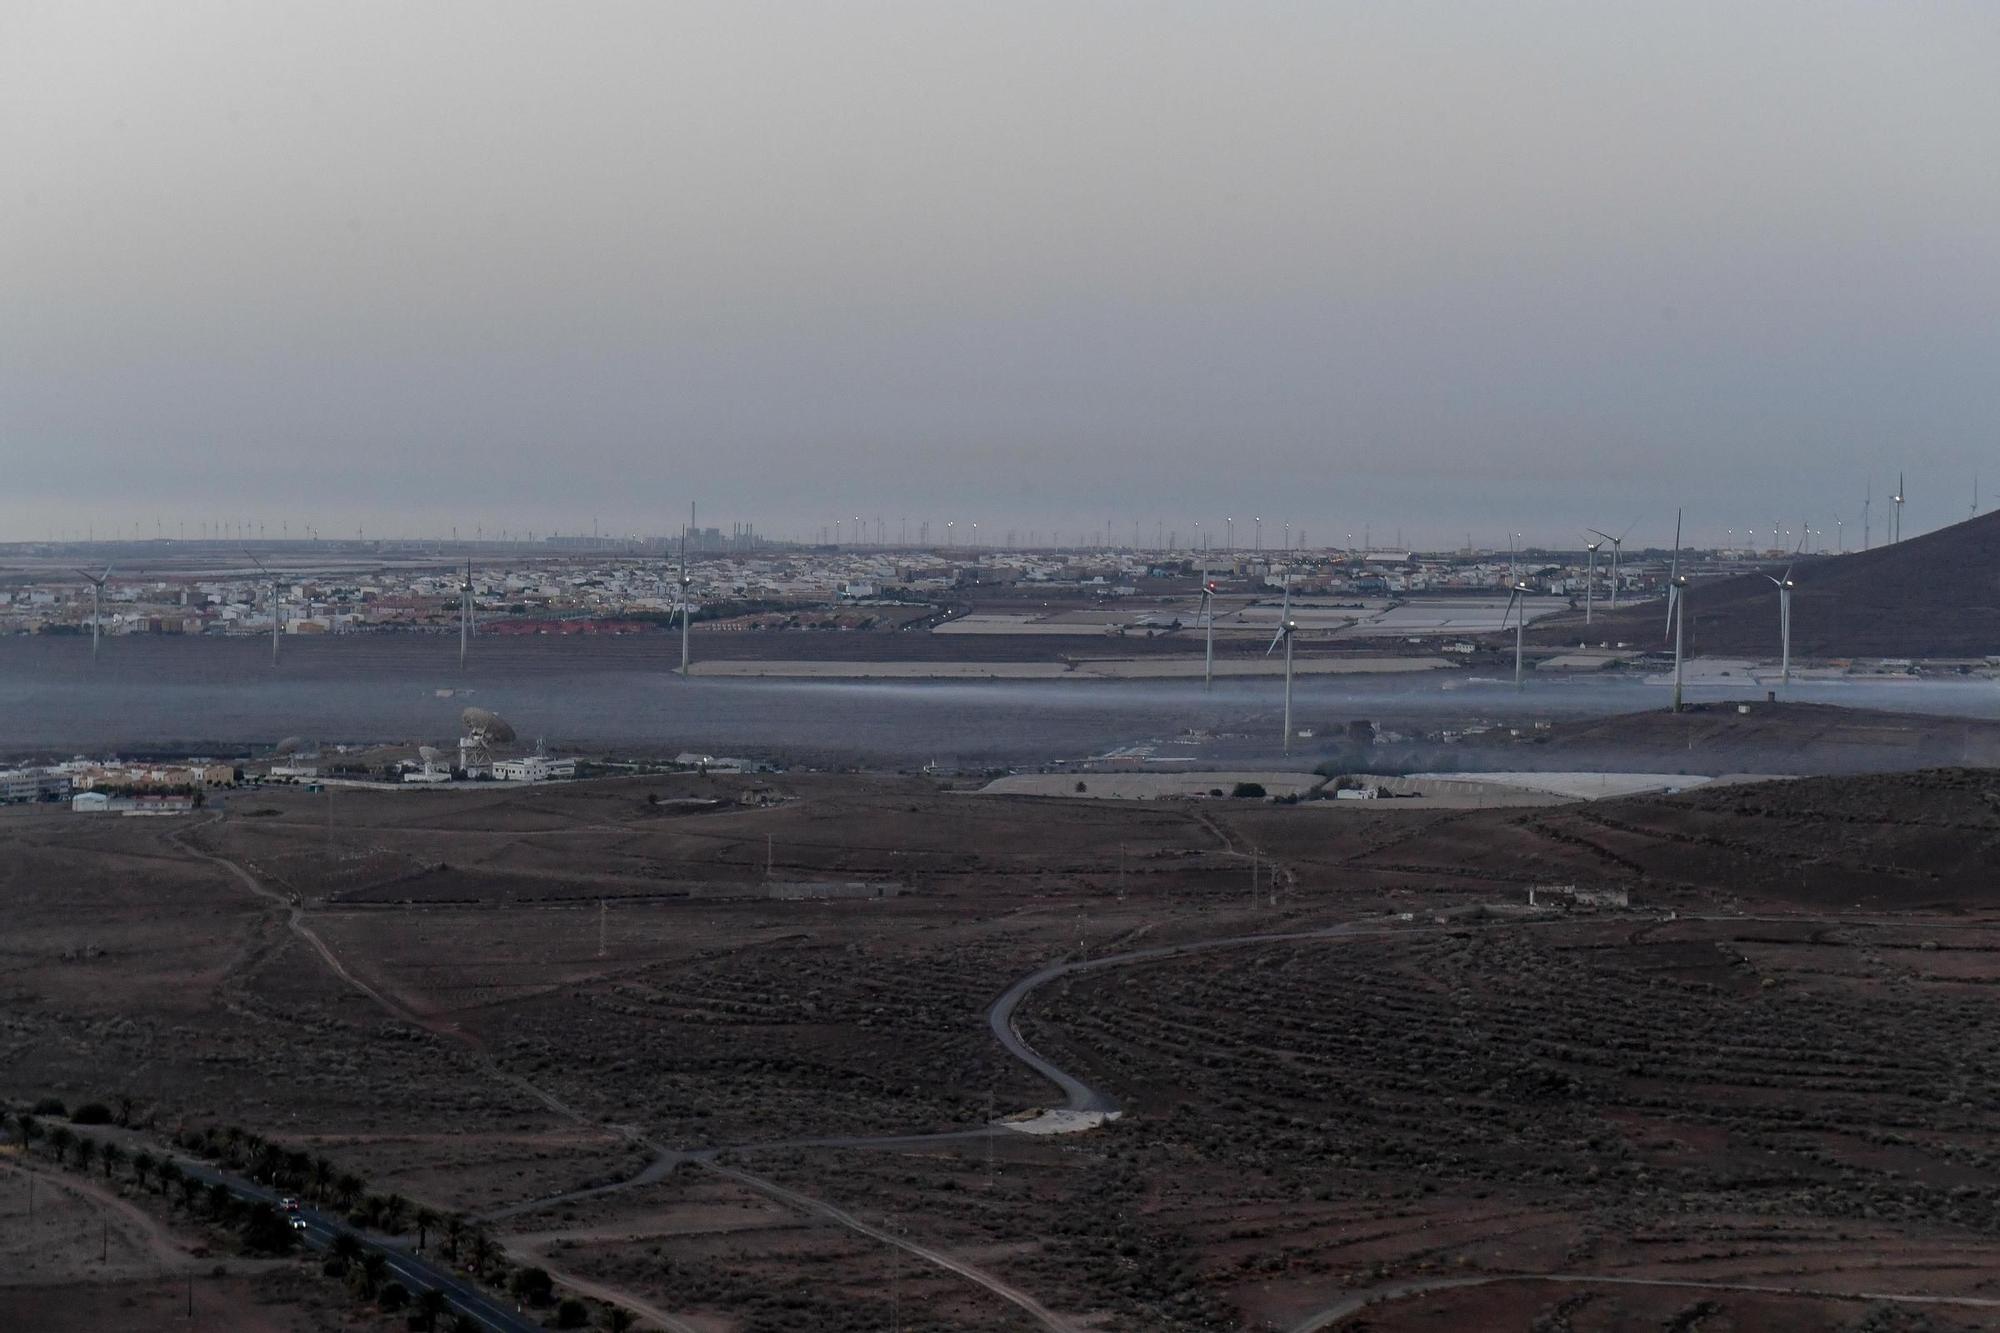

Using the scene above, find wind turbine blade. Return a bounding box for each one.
[1618,518,1638,541]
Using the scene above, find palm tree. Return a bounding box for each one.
[414,1205,440,1253]
[330,1233,363,1270]
[16,1113,42,1154]
[358,1252,388,1299]
[132,1150,156,1191]
[114,1093,136,1127]
[176,1173,202,1213]
[253,1142,284,1185]
[335,1172,365,1211]
[221,1124,245,1163]
[284,1149,311,1189]
[467,1230,494,1278]
[157,1160,184,1202]
[602,1308,637,1333]
[310,1155,335,1204]
[73,1137,98,1175]
[443,1212,466,1262]
[100,1141,125,1180]
[47,1125,74,1165]
[381,1193,409,1236]
[416,1287,449,1330]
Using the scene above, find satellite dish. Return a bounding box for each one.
[461,706,516,743]
[418,745,441,762]
[273,736,307,756]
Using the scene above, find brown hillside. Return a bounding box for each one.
[1530,508,2000,657]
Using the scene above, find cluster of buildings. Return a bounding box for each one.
[0,536,1744,644]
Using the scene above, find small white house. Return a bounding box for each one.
[72,791,111,813]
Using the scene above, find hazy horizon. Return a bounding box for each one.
[5,2,1996,550]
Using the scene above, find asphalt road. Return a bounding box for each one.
[60,1139,544,1333]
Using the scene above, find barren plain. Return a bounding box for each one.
[6,765,2000,1330]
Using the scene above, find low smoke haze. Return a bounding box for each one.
[5,1,1996,546]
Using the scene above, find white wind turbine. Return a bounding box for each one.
[1662,509,1683,639]
[1764,566,1795,690]
[1893,472,1905,543]
[1264,580,1297,753]
[1502,579,1533,689]
[1662,509,1686,710]
[1668,570,1689,712]
[458,559,473,670]
[74,565,113,661]
[1198,579,1218,691]
[1585,520,1634,609]
[249,553,282,665]
[677,516,694,677]
[1582,536,1602,626]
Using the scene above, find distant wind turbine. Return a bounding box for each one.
[1502,580,1533,690]
[1582,536,1602,627]
[1662,509,1682,639]
[1764,567,1794,691]
[1585,521,1634,609]
[75,565,112,662]
[458,559,473,670]
[1668,571,1689,712]
[1198,579,1218,691]
[1893,473,1905,543]
[678,514,694,677]
[250,553,282,666]
[1264,580,1296,753]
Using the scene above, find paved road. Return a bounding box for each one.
[38,1133,543,1333]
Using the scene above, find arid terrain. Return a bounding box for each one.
[1530,507,2000,659]
[6,763,2000,1330]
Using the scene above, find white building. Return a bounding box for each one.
[492,756,576,783]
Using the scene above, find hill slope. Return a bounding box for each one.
[1530,508,2000,657]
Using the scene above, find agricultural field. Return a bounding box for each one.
[5,766,2000,1329]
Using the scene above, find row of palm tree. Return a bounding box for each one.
[6,1103,639,1331]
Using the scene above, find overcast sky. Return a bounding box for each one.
[4,2,1996,550]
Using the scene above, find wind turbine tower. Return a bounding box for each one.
[1583,537,1602,626]
[1587,523,1632,609]
[75,565,112,662]
[458,559,473,670]
[1264,581,1297,753]
[1893,473,1905,544]
[1199,580,1218,691]
[1504,580,1532,689]
[251,553,281,665]
[1669,573,1689,711]
[678,513,694,677]
[1764,567,1795,690]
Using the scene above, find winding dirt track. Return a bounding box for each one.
[169,816,1072,1332]
[168,811,1997,1332]
[1288,1272,2000,1331]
